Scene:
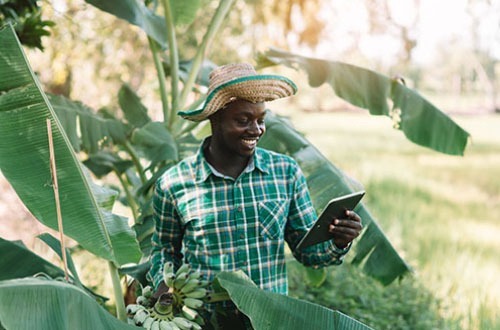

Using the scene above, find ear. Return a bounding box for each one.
[208,112,220,131]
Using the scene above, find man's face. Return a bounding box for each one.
[210,99,266,158]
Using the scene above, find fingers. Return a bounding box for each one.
[328,223,362,238]
[328,210,363,237]
[344,210,361,222]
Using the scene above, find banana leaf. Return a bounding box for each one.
[85,0,168,48]
[83,151,134,177]
[0,278,136,330]
[118,84,151,129]
[216,271,373,330]
[257,48,470,156]
[36,233,82,285]
[0,24,141,266]
[131,122,179,167]
[0,237,108,303]
[85,0,203,49]
[0,237,65,282]
[261,112,410,284]
[49,94,129,154]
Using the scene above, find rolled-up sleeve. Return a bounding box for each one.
[285,167,350,268]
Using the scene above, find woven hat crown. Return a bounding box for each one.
[207,63,258,94]
[178,62,297,121]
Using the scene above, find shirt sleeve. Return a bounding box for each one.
[284,165,351,268]
[147,178,184,289]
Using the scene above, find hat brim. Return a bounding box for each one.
[178,75,297,122]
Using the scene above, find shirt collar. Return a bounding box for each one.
[194,137,269,182]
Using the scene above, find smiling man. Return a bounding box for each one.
[148,63,363,328]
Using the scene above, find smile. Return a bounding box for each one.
[242,138,258,147]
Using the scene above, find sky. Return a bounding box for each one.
[312,0,500,66]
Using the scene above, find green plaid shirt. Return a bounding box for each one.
[148,139,349,294]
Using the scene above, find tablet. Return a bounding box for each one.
[295,191,365,250]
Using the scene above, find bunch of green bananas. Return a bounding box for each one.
[126,262,208,330]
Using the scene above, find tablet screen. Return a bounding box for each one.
[295,191,365,250]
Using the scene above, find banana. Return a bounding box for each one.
[137,295,149,306]
[183,297,203,309]
[143,317,155,329]
[150,320,161,330]
[163,262,176,287]
[142,285,153,298]
[126,304,145,315]
[163,261,174,274]
[172,317,193,330]
[133,308,150,325]
[179,279,200,294]
[186,320,202,330]
[187,271,201,280]
[197,280,209,287]
[169,321,181,330]
[164,273,176,288]
[159,320,174,330]
[132,262,210,329]
[184,288,207,299]
[173,272,189,290]
[193,314,205,326]
[181,305,198,321]
[175,263,191,277]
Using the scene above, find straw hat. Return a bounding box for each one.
[178,63,297,121]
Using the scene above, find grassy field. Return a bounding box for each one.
[288,110,500,329]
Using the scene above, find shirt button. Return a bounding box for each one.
[239,233,244,239]
[243,261,248,266]
[237,206,242,212]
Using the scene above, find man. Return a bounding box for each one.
[148,63,363,327]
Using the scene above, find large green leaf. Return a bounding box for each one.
[216,271,373,330]
[118,84,151,129]
[0,24,141,266]
[83,151,134,178]
[85,0,168,48]
[0,237,65,282]
[0,278,136,330]
[169,0,202,26]
[260,112,410,284]
[37,233,82,285]
[131,122,179,167]
[0,236,108,303]
[49,94,129,153]
[85,0,203,47]
[257,48,470,156]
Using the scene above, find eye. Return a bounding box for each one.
[236,118,248,125]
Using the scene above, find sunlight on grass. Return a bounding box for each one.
[291,110,500,329]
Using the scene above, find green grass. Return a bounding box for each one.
[288,110,500,330]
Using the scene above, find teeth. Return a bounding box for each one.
[242,139,257,146]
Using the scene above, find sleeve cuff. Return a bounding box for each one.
[331,241,352,255]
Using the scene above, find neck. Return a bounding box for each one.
[204,140,250,179]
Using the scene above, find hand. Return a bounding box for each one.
[328,210,363,248]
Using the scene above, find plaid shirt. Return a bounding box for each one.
[148,139,349,293]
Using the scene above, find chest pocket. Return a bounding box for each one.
[259,200,288,240]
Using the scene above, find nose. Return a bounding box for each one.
[248,120,264,135]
